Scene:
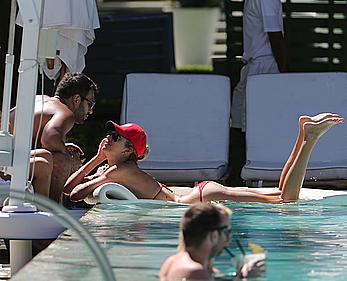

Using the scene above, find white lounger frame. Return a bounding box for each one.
[242,72,347,188]
[121,73,231,184]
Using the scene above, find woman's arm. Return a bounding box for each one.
[69,172,112,201]
[69,163,130,202]
[63,138,107,195]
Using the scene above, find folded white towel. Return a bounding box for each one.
[16,0,100,80]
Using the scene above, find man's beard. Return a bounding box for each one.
[210,244,224,258]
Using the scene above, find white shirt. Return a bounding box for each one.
[242,0,284,62]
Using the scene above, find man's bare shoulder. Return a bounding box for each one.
[36,94,58,105]
[160,253,210,281]
[36,95,76,139]
[35,95,73,117]
[182,263,210,281]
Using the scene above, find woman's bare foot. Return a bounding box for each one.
[299,113,340,130]
[303,116,344,142]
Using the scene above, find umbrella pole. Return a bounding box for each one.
[2,0,44,275]
[1,0,17,133]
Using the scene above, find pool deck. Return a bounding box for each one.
[0,207,88,280]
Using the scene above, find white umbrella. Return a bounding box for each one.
[17,0,100,80]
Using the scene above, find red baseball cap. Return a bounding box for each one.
[105,121,147,158]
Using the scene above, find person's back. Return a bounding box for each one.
[9,95,74,148]
[107,161,177,200]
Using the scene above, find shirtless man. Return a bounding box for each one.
[159,203,264,281]
[160,204,231,281]
[8,72,98,202]
[64,112,343,204]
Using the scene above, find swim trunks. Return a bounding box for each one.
[194,181,210,203]
[153,182,173,199]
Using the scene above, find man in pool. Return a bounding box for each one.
[64,112,343,204]
[7,72,98,202]
[159,203,265,280]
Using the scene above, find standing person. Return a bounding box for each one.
[8,72,98,202]
[64,113,343,204]
[159,203,265,281]
[229,0,288,184]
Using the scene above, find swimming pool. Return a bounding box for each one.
[12,196,347,281]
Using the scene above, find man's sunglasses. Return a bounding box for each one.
[213,225,232,238]
[80,95,96,109]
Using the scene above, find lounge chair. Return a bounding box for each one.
[120,73,231,184]
[242,72,347,188]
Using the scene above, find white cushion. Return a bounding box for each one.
[121,73,231,182]
[242,72,347,183]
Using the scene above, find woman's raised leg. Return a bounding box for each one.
[280,114,343,202]
[177,114,343,205]
[279,113,339,190]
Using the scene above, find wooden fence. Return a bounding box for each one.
[224,0,347,86]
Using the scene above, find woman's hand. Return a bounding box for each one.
[239,253,266,278]
[96,164,109,176]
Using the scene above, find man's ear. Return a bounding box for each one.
[71,93,81,106]
[122,147,133,156]
[209,230,218,243]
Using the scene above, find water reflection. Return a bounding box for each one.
[12,196,347,281]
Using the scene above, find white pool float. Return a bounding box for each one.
[84,183,176,205]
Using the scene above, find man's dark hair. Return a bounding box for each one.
[181,204,231,248]
[55,72,99,99]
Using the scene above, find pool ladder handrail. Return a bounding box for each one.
[0,189,116,281]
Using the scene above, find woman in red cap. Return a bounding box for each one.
[64,113,343,204]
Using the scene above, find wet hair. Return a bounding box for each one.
[55,72,99,99]
[124,138,149,161]
[181,204,231,248]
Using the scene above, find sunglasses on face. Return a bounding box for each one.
[80,95,96,109]
[107,131,121,142]
[214,225,232,238]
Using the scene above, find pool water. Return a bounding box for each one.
[12,196,347,281]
